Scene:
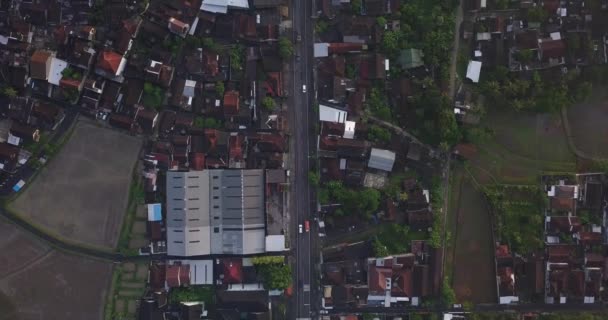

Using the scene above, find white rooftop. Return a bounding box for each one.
[319,104,347,123]
[466,60,482,83]
[343,120,356,139]
[48,57,68,86]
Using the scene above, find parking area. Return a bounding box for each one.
[10,120,142,249]
[0,221,112,320]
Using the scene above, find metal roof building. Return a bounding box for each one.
[166,171,211,256]
[166,169,266,257]
[368,148,396,172]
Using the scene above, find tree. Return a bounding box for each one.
[442,277,456,306]
[278,37,294,59]
[315,20,328,34]
[495,0,509,9]
[194,117,205,128]
[376,16,387,27]
[204,118,220,128]
[381,31,400,55]
[372,237,390,257]
[368,125,391,143]
[2,86,17,98]
[351,0,362,14]
[230,46,244,71]
[258,263,292,290]
[215,81,225,96]
[261,97,276,110]
[308,171,320,186]
[527,6,547,22]
[516,49,535,64]
[252,256,284,265]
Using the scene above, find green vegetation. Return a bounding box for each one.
[376,16,387,27]
[230,45,244,72]
[61,67,82,80]
[193,116,221,129]
[480,67,592,113]
[251,256,284,265]
[483,184,544,254]
[118,175,144,255]
[278,37,294,60]
[257,263,292,290]
[261,96,276,110]
[409,82,461,146]
[2,86,17,97]
[527,6,548,22]
[215,81,225,96]
[319,181,380,219]
[367,87,391,120]
[163,37,184,58]
[397,0,457,77]
[142,83,164,110]
[374,224,428,255]
[170,286,214,304]
[441,276,456,306]
[308,171,320,186]
[61,88,80,103]
[351,0,362,14]
[315,20,329,34]
[367,125,391,143]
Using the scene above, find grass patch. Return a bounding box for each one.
[117,171,144,256]
[483,184,544,254]
[170,286,214,305]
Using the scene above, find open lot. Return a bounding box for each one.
[11,121,142,249]
[470,109,576,184]
[0,221,112,320]
[567,91,608,158]
[450,165,496,304]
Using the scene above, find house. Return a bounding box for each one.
[396,49,424,70]
[0,142,19,172]
[185,49,220,79]
[166,170,266,257]
[136,107,160,134]
[201,0,250,14]
[368,148,396,172]
[144,60,175,88]
[95,50,127,79]
[109,113,136,131]
[171,79,198,110]
[166,263,191,288]
[168,17,190,37]
[547,184,578,212]
[29,50,53,80]
[367,254,418,307]
[9,122,40,144]
[539,39,566,65]
[31,101,65,130]
[223,90,240,119]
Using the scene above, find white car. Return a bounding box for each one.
[302,85,307,93]
[298,224,303,233]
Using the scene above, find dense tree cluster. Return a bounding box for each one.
[318,181,381,218]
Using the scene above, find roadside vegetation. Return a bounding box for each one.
[252,256,292,290]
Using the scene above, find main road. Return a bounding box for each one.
[289,0,315,318]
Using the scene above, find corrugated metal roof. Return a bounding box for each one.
[368,148,396,172]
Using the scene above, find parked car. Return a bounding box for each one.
[302,85,306,93]
[304,220,310,232]
[299,224,303,233]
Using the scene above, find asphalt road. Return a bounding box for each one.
[289,0,315,317]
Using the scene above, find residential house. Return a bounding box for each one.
[547,184,578,213]
[29,50,53,80]
[95,49,127,81]
[144,60,175,88]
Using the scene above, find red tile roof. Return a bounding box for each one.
[223,90,240,117]
[190,152,205,171]
[540,39,566,59]
[97,50,123,75]
[222,259,243,284]
[165,264,190,288]
[229,134,244,161]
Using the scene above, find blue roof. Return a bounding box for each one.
[148,203,162,221]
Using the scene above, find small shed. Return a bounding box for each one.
[147,203,162,221]
[466,60,482,83]
[368,148,396,172]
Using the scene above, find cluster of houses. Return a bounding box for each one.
[493,174,608,305]
[464,0,608,83]
[321,239,443,309]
